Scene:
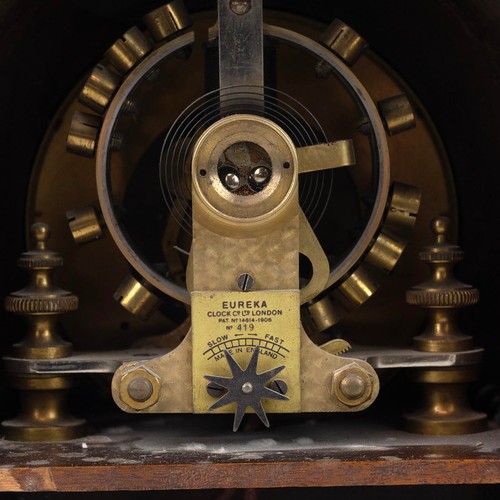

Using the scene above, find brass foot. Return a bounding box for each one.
[2,376,86,441]
[404,368,487,435]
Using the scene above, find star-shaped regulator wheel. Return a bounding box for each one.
[204,346,289,431]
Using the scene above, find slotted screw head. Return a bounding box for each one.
[207,381,227,398]
[237,273,255,291]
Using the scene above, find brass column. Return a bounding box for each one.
[2,223,85,441]
[404,216,487,434]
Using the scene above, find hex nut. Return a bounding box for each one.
[120,366,160,410]
[331,364,373,407]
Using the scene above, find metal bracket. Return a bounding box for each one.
[3,346,483,375]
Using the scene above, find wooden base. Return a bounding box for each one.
[0,414,499,492]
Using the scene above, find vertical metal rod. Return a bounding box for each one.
[218,0,264,107]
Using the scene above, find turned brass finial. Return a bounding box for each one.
[404,215,486,435]
[5,223,78,359]
[3,222,85,441]
[32,222,50,248]
[406,215,479,352]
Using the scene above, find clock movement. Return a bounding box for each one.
[1,1,499,494]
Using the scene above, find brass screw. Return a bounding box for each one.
[339,373,366,400]
[331,365,373,407]
[127,377,154,403]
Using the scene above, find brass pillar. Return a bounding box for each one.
[404,216,487,434]
[2,223,85,441]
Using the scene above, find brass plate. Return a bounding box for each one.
[192,290,301,413]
